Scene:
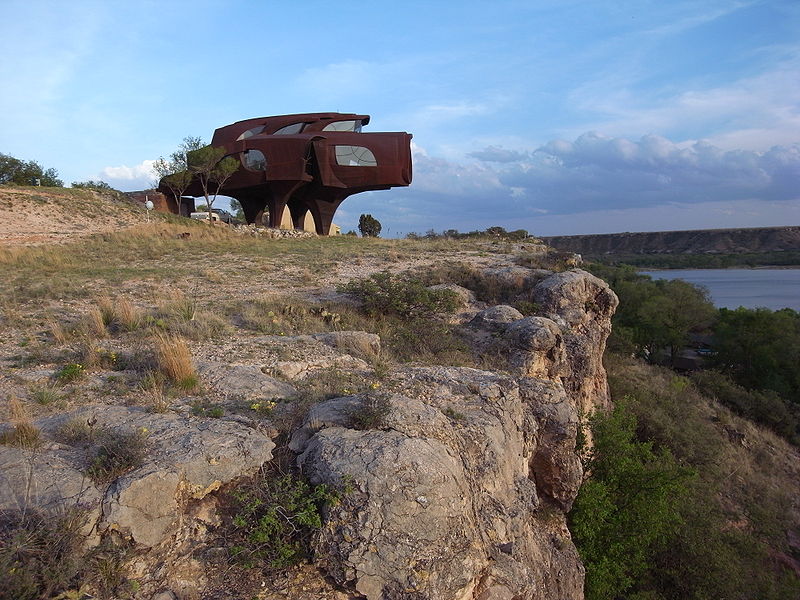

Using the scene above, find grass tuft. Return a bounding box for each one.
[155,333,198,392]
[349,395,392,430]
[0,399,42,449]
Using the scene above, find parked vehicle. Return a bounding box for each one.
[190,211,220,222]
[189,208,234,223]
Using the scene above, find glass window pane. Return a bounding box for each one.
[274,122,305,135]
[242,149,266,171]
[323,120,362,133]
[334,146,377,167]
[236,126,265,141]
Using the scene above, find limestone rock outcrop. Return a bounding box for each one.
[284,268,618,600]
[0,264,617,600]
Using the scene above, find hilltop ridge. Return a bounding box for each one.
[543,225,800,256]
[0,185,148,246]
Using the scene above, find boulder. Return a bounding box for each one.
[428,283,477,308]
[294,370,585,600]
[533,269,619,416]
[196,362,297,403]
[469,305,524,329]
[25,406,276,548]
[311,331,382,361]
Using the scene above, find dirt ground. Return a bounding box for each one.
[0,186,148,246]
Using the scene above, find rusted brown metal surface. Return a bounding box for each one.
[126,190,194,216]
[159,113,412,235]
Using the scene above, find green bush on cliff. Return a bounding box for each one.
[570,402,693,600]
[223,467,339,569]
[338,271,460,319]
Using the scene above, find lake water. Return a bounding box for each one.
[640,269,800,311]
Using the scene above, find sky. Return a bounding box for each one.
[1,0,798,237]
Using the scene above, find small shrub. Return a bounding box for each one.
[249,399,278,415]
[77,340,119,371]
[442,406,465,420]
[339,272,460,319]
[349,395,392,430]
[56,362,85,383]
[29,382,62,405]
[140,371,169,413]
[386,317,472,365]
[0,507,89,600]
[223,466,339,569]
[87,428,149,484]
[54,418,94,446]
[84,537,136,599]
[191,402,224,418]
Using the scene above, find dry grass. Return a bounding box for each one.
[85,306,109,338]
[115,298,144,332]
[155,333,198,391]
[76,339,118,371]
[0,398,42,448]
[97,296,116,328]
[140,371,170,413]
[29,382,63,406]
[158,288,197,322]
[47,317,70,345]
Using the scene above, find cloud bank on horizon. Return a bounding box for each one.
[0,0,798,236]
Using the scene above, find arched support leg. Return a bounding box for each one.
[268,181,308,229]
[306,192,350,236]
[240,196,268,225]
[288,203,310,230]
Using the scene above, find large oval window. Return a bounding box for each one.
[242,149,267,171]
[334,146,377,167]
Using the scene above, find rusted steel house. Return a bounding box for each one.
[159,113,412,235]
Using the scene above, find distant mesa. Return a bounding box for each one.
[155,113,413,235]
[542,226,800,256]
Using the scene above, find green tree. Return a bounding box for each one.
[358,214,382,237]
[636,279,716,364]
[570,403,693,600]
[153,136,204,214]
[71,180,114,191]
[0,152,62,186]
[711,307,800,401]
[186,144,239,223]
[229,197,245,221]
[587,264,716,364]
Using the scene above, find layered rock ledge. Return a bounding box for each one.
[0,267,617,600]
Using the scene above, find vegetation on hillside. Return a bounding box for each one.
[588,249,800,269]
[575,355,800,600]
[588,262,800,445]
[0,152,63,187]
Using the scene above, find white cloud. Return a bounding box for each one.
[362,131,799,236]
[96,159,156,191]
[567,53,800,151]
[101,159,156,181]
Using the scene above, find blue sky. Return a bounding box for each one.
[1,0,798,236]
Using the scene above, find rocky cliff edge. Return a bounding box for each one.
[0,267,617,600]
